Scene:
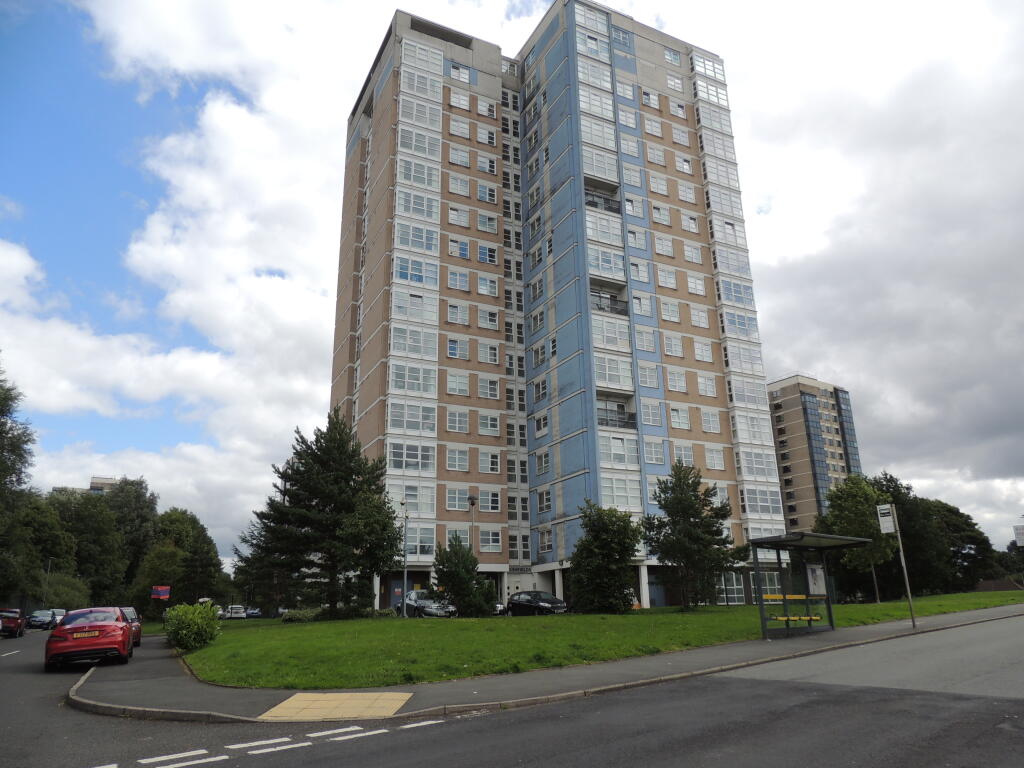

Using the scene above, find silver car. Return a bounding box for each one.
[394,590,457,618]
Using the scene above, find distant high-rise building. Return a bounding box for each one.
[51,475,118,495]
[767,374,863,532]
[332,2,781,608]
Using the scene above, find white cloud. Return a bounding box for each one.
[0,194,23,220]
[0,239,44,312]
[1,0,1019,556]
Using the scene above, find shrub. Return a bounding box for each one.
[280,608,322,623]
[164,603,220,651]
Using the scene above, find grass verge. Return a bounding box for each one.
[182,590,1024,690]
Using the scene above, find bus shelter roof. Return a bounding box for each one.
[747,532,871,552]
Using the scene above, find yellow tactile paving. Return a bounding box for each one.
[258,692,413,721]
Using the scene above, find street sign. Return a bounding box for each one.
[876,504,896,534]
[1014,525,1024,548]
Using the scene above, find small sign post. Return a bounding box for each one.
[877,504,916,628]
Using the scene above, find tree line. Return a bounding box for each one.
[815,472,1012,601]
[1,358,228,617]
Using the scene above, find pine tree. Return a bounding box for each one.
[641,462,747,610]
[250,408,401,618]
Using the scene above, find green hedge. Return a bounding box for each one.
[164,603,220,651]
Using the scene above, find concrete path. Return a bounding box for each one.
[68,602,1024,723]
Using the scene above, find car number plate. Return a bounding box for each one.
[73,630,100,638]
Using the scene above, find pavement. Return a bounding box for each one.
[67,602,1024,724]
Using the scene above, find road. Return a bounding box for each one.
[2,617,1022,768]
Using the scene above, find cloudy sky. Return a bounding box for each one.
[1,0,1022,558]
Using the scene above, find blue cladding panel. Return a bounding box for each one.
[613,51,636,73]
[555,282,579,325]
[559,432,587,475]
[545,90,572,137]
[556,316,582,356]
[557,391,585,433]
[546,119,574,162]
[551,210,578,258]
[547,150,574,200]
[538,15,562,55]
[545,36,567,77]
[555,352,584,398]
[563,518,583,552]
[373,55,393,99]
[550,182,574,233]
[560,473,589,518]
[552,244,576,289]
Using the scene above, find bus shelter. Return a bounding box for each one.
[748,532,870,639]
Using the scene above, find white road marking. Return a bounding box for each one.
[153,757,228,768]
[306,726,362,737]
[329,729,388,742]
[247,742,312,755]
[1,650,20,657]
[399,720,443,729]
[139,751,208,764]
[90,764,118,768]
[225,738,291,750]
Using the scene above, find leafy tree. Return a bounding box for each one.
[0,357,34,505]
[106,477,159,590]
[814,475,897,602]
[869,473,950,596]
[569,501,642,613]
[431,534,495,618]
[0,359,37,603]
[154,507,224,603]
[129,542,185,617]
[642,463,747,611]
[48,490,125,604]
[43,572,90,610]
[250,408,402,619]
[931,500,1000,591]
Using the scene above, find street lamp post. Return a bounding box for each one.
[467,494,478,556]
[400,500,409,618]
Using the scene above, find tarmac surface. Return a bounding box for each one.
[69,601,1024,723]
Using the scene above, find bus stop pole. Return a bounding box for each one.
[893,507,917,629]
[751,545,767,639]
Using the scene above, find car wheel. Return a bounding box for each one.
[117,650,130,664]
[19,625,25,637]
[128,644,134,658]
[134,636,141,648]
[415,608,423,618]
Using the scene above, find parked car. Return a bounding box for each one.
[1,608,26,637]
[120,606,142,647]
[27,610,57,629]
[493,601,506,616]
[505,591,568,616]
[393,590,457,618]
[245,607,261,618]
[44,607,132,670]
[226,605,246,619]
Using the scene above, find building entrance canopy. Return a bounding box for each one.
[748,532,870,639]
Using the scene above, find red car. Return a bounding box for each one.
[44,607,133,671]
[1,608,26,638]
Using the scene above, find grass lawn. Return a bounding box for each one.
[182,591,1024,690]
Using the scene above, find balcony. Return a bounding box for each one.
[590,294,629,316]
[584,191,621,215]
[597,412,637,429]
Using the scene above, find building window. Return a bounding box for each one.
[706,446,726,470]
[698,374,717,397]
[447,448,469,471]
[670,406,690,430]
[702,410,721,433]
[537,451,550,474]
[644,440,665,464]
[667,368,687,392]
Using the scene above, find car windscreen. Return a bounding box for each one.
[31,611,51,618]
[0,611,17,618]
[63,610,119,625]
[532,592,560,601]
